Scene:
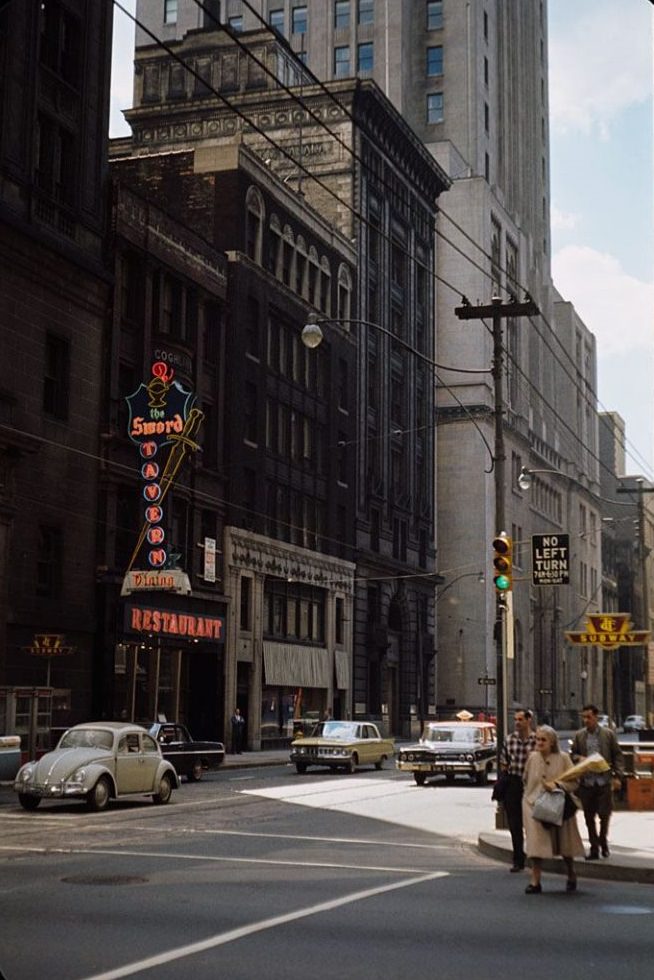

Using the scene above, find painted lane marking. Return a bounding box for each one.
[0,845,443,875]
[79,870,449,980]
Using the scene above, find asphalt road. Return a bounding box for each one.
[1,763,653,980]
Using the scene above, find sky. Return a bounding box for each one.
[109,0,654,477]
[548,0,654,479]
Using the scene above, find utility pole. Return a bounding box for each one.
[455,295,539,763]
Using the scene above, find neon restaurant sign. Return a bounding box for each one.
[124,360,203,580]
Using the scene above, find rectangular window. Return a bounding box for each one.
[335,597,345,644]
[43,332,70,420]
[358,0,374,24]
[269,8,284,32]
[427,92,443,123]
[334,0,350,29]
[240,576,252,630]
[228,15,243,31]
[426,1,443,30]
[484,101,490,133]
[426,45,443,77]
[36,525,62,598]
[164,0,178,24]
[357,42,373,72]
[292,5,307,33]
[334,45,350,77]
[244,382,258,444]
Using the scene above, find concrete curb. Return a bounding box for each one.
[478,831,654,885]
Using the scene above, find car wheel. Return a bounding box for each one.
[87,776,111,812]
[189,761,203,782]
[347,754,358,774]
[475,767,489,786]
[295,763,307,774]
[153,773,173,805]
[413,772,427,787]
[375,755,387,771]
[18,794,40,811]
[444,772,455,783]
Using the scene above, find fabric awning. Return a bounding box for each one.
[263,641,330,688]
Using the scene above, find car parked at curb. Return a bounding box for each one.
[13,722,179,811]
[396,719,497,786]
[290,720,394,774]
[623,714,646,732]
[146,722,225,781]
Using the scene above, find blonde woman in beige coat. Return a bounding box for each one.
[522,725,585,894]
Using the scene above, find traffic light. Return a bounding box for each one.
[492,532,513,594]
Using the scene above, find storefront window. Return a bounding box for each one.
[261,686,322,743]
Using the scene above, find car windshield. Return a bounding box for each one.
[58,729,114,750]
[310,722,358,740]
[424,726,480,744]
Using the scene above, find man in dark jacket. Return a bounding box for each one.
[570,704,624,859]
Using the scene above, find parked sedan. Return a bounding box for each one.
[13,722,179,811]
[623,714,646,732]
[147,722,225,781]
[290,720,394,774]
[396,720,497,786]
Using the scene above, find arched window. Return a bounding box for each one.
[308,246,320,307]
[269,213,283,279]
[295,235,308,298]
[337,264,352,322]
[282,224,295,288]
[319,257,332,315]
[245,186,264,265]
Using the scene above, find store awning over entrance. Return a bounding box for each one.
[263,642,330,688]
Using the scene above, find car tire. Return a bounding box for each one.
[153,773,173,805]
[444,773,455,784]
[414,772,427,786]
[347,753,358,774]
[18,794,40,811]
[295,763,307,774]
[189,761,203,782]
[87,776,111,812]
[375,756,387,770]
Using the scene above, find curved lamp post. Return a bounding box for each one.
[437,570,485,601]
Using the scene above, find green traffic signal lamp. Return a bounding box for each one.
[492,533,513,593]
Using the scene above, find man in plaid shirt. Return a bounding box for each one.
[499,708,537,871]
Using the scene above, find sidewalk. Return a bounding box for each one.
[222,748,654,885]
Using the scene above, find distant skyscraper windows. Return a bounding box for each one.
[269,8,284,33]
[426,45,443,77]
[358,0,374,25]
[292,5,308,34]
[426,1,443,30]
[335,1,350,30]
[426,92,443,124]
[164,0,178,24]
[334,45,351,77]
[357,42,373,72]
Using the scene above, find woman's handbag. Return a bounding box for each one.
[532,788,566,827]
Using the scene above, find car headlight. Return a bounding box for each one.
[72,768,86,782]
[20,766,34,782]
[466,754,474,762]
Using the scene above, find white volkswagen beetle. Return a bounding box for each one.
[14,721,179,811]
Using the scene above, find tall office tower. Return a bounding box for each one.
[135,1,603,723]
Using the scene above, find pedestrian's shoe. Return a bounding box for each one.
[566,878,577,893]
[601,845,610,858]
[585,849,599,861]
[525,883,542,894]
[510,864,525,873]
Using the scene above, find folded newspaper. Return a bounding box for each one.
[556,752,610,782]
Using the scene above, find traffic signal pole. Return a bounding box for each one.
[455,295,539,769]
